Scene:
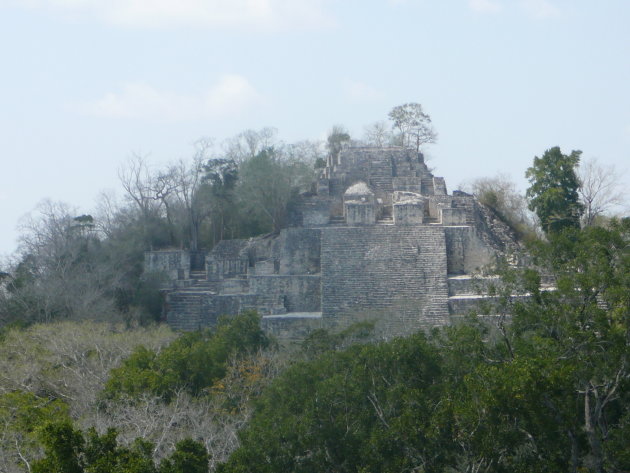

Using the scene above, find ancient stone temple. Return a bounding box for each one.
[146,147,520,339]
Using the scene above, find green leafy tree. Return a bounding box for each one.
[33,421,84,473]
[219,220,630,473]
[32,421,207,473]
[526,146,584,235]
[0,391,71,473]
[159,439,209,473]
[470,219,630,472]
[219,333,449,473]
[237,148,313,233]
[103,311,270,401]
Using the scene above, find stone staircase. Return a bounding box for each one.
[368,158,395,194]
[166,290,206,331]
[329,215,346,225]
[447,274,501,316]
[189,270,206,281]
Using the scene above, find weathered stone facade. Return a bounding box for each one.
[146,147,521,338]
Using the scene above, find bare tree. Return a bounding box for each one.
[8,201,119,323]
[118,154,162,222]
[363,121,392,147]
[0,321,176,416]
[578,157,626,226]
[223,127,278,163]
[169,139,214,251]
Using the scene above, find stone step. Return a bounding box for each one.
[447,274,500,296]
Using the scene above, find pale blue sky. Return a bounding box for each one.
[1,0,629,256]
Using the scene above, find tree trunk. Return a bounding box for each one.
[584,386,604,473]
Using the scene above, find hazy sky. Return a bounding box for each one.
[1,0,629,257]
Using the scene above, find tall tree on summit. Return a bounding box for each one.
[526,146,584,235]
[388,103,437,152]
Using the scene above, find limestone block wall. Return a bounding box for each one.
[345,202,376,225]
[393,177,422,193]
[249,275,321,312]
[290,196,331,227]
[206,240,249,280]
[393,202,425,225]
[444,226,495,275]
[441,207,468,225]
[433,177,447,195]
[274,228,321,275]
[321,225,450,334]
[144,250,190,281]
[428,196,454,220]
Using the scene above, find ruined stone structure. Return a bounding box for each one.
[146,147,520,339]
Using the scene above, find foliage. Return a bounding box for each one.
[388,102,437,151]
[219,331,446,473]
[31,421,207,473]
[220,220,630,473]
[158,439,209,473]
[326,125,351,165]
[237,147,314,233]
[299,321,376,359]
[526,146,584,235]
[469,173,537,240]
[103,311,270,401]
[0,321,176,418]
[0,391,71,473]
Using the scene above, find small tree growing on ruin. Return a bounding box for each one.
[388,103,437,152]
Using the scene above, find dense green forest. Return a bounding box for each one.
[0,111,628,471]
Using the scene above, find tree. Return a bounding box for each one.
[526,146,584,235]
[0,391,71,473]
[388,103,437,151]
[3,201,119,323]
[363,121,392,147]
[482,220,630,472]
[222,128,278,164]
[326,125,350,166]
[103,311,270,401]
[118,154,169,249]
[468,173,536,239]
[159,439,208,473]
[237,148,298,233]
[578,157,626,227]
[219,332,446,473]
[31,421,208,473]
[203,158,239,245]
[168,140,214,252]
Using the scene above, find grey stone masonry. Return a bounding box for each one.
[152,146,523,339]
[145,250,191,283]
[321,225,449,335]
